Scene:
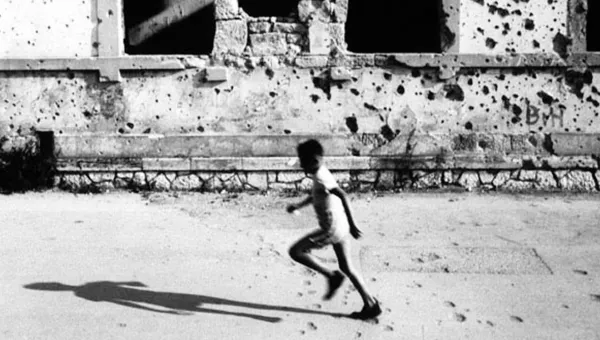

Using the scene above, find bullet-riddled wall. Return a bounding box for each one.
[0,0,599,192]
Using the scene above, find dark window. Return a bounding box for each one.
[238,0,298,17]
[588,0,599,51]
[124,0,215,55]
[345,0,442,53]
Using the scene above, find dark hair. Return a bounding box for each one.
[297,139,324,158]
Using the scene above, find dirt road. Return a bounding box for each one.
[1,191,599,339]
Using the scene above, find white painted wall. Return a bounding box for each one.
[0,0,98,58]
[460,0,568,54]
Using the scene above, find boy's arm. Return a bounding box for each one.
[330,187,362,239]
[287,196,313,213]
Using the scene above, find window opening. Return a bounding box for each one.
[345,0,442,53]
[124,0,216,55]
[588,0,599,51]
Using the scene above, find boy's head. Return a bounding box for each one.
[297,139,324,174]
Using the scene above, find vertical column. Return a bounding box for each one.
[568,0,587,52]
[441,0,460,53]
[97,0,124,57]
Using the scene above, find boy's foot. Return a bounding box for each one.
[323,271,345,300]
[349,300,382,320]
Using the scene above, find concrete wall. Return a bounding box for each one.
[0,0,599,192]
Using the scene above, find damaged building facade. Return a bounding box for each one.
[0,0,599,192]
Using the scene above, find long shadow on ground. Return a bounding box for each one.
[24,281,346,323]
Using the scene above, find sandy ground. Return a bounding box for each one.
[1,190,600,340]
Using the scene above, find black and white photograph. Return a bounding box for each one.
[1,0,599,339]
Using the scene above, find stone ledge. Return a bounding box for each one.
[2,53,600,73]
[551,133,600,156]
[55,155,548,172]
[54,133,573,159]
[55,134,353,158]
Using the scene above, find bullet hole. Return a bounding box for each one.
[214,88,221,95]
[118,128,125,134]
[524,19,535,30]
[156,115,160,120]
[310,94,320,103]
[427,91,436,100]
[482,86,490,95]
[265,68,275,80]
[397,85,405,95]
[533,40,540,48]
[587,96,600,107]
[284,129,292,134]
[467,79,474,86]
[502,23,510,35]
[83,110,93,119]
[537,91,556,105]
[143,128,151,134]
[512,105,523,115]
[528,135,538,147]
[126,122,134,129]
[380,125,396,141]
[444,84,465,101]
[376,86,382,93]
[553,32,572,59]
[383,72,393,81]
[478,139,489,149]
[267,125,272,130]
[345,116,359,133]
[312,76,332,100]
[350,148,360,156]
[350,88,360,96]
[469,106,475,111]
[411,69,421,78]
[269,91,277,98]
[485,38,497,49]
[564,69,593,98]
[511,116,521,124]
[497,74,506,81]
[489,5,510,17]
[464,122,473,130]
[364,103,378,111]
[477,27,485,34]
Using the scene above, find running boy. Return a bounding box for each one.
[286,139,382,320]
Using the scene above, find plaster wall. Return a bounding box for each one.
[460,0,569,54]
[0,0,98,58]
[1,66,598,141]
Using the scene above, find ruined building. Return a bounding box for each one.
[0,0,599,192]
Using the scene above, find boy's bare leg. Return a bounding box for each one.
[289,233,336,278]
[332,238,377,308]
